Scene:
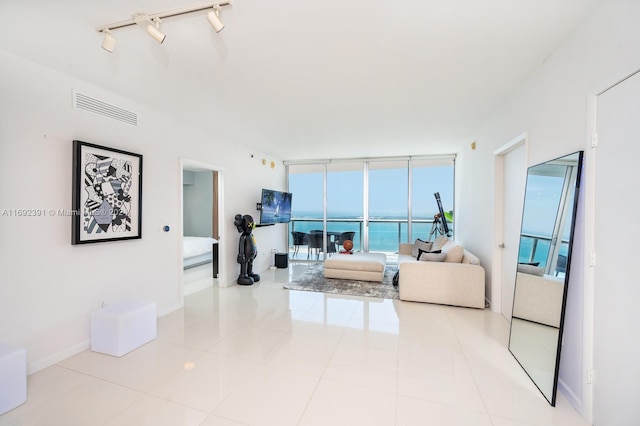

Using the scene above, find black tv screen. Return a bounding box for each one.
[260,189,292,224]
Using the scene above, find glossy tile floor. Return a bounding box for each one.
[0,264,589,426]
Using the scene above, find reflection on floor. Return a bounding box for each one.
[0,264,589,426]
[509,318,560,403]
[183,263,216,296]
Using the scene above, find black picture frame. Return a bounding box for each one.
[72,140,143,245]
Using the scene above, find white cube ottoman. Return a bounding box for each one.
[91,300,157,357]
[324,252,387,282]
[0,343,27,415]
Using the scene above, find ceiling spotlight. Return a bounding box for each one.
[134,13,166,44]
[146,18,166,43]
[101,29,115,52]
[207,6,225,33]
[98,3,232,52]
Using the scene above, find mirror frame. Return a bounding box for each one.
[508,150,584,406]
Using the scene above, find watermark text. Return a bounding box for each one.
[2,208,80,217]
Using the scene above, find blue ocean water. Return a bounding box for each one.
[288,216,568,262]
[517,237,569,268]
[288,217,444,253]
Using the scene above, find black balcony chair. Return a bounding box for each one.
[338,231,356,251]
[309,230,337,259]
[291,231,308,258]
[555,254,567,276]
[307,231,323,260]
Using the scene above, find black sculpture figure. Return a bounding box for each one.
[234,214,260,285]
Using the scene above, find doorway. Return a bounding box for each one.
[493,134,527,318]
[181,159,224,295]
[592,69,640,424]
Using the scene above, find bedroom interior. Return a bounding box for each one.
[182,165,221,295]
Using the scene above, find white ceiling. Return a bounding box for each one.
[1,0,601,160]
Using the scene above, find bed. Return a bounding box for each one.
[183,236,219,277]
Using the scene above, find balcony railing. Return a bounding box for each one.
[288,217,452,260]
[519,232,569,274]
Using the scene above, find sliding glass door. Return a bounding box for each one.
[367,160,409,253]
[410,159,455,241]
[327,162,363,252]
[287,156,454,260]
[288,164,324,260]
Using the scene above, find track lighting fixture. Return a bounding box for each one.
[101,29,115,52]
[146,18,166,44]
[207,6,225,33]
[97,2,231,52]
[133,13,166,44]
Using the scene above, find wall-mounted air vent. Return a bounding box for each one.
[73,91,138,127]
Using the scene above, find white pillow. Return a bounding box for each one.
[411,239,433,258]
[467,255,481,266]
[418,251,447,262]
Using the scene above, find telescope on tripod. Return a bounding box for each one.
[428,192,451,240]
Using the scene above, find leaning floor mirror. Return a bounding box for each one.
[508,151,584,406]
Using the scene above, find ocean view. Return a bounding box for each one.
[518,237,569,268]
[288,214,449,253]
[288,215,566,266]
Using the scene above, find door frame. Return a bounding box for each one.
[582,67,640,424]
[180,158,226,296]
[492,132,527,314]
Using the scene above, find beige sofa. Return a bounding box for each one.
[512,271,564,327]
[397,237,486,309]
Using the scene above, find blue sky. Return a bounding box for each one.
[522,174,575,238]
[289,164,576,239]
[289,166,454,219]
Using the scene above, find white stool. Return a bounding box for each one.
[0,343,27,415]
[91,300,157,357]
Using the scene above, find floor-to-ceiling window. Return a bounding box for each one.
[368,160,409,252]
[287,156,454,261]
[410,158,455,241]
[288,164,325,260]
[327,161,364,251]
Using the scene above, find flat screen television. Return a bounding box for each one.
[259,189,293,224]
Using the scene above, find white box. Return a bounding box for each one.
[0,343,27,415]
[91,300,157,357]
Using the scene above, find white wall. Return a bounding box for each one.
[456,0,640,420]
[0,48,287,373]
[183,170,213,237]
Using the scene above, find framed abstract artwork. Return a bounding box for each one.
[72,140,143,244]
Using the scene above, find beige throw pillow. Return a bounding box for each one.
[418,251,447,262]
[411,239,433,258]
[431,235,449,252]
[441,240,464,263]
[517,263,544,276]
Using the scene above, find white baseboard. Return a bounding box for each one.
[158,301,183,317]
[558,377,583,414]
[184,279,214,296]
[27,299,185,375]
[28,340,90,375]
